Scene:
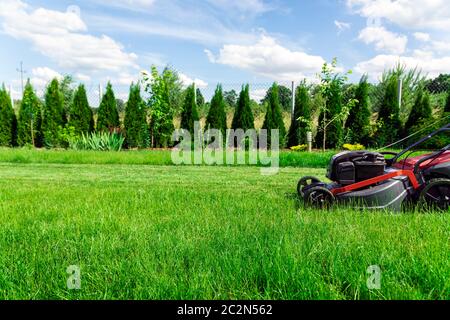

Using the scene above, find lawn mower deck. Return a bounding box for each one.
[297,124,450,211]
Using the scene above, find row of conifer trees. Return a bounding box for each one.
[1,75,449,149]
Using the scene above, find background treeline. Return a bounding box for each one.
[1,63,449,151]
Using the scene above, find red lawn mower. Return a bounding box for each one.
[297,123,450,211]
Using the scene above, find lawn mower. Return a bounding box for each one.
[297,123,450,211]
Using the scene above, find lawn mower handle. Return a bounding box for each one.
[413,143,450,175]
[389,123,450,165]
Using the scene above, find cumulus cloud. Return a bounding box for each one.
[205,35,325,81]
[358,26,408,54]
[30,67,63,88]
[346,0,450,30]
[413,32,431,42]
[179,73,208,89]
[0,0,139,74]
[355,54,450,80]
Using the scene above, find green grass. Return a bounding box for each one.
[0,147,335,168]
[0,163,448,299]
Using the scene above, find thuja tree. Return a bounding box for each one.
[124,83,149,148]
[17,80,42,146]
[205,84,227,136]
[345,75,371,145]
[231,84,254,131]
[405,87,432,134]
[69,84,93,135]
[315,59,352,150]
[42,78,65,147]
[180,84,199,134]
[262,85,292,111]
[287,82,311,147]
[262,83,286,146]
[377,75,402,146]
[97,82,120,132]
[0,85,17,146]
[143,66,176,147]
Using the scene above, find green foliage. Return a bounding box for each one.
[143,66,176,147]
[17,81,42,147]
[345,75,371,145]
[180,84,199,134]
[405,87,432,135]
[445,88,450,113]
[42,78,65,147]
[59,75,74,124]
[0,85,17,146]
[315,59,351,150]
[374,64,425,123]
[425,73,450,93]
[262,85,292,111]
[97,82,120,132]
[205,84,227,137]
[376,75,402,147]
[231,84,254,131]
[124,83,149,148]
[287,83,311,147]
[262,83,286,146]
[224,89,238,108]
[68,84,93,136]
[69,131,125,151]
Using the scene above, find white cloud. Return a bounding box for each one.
[30,67,62,88]
[205,35,325,81]
[334,20,351,34]
[413,32,431,42]
[250,88,267,102]
[355,54,450,80]
[347,0,450,30]
[179,73,208,89]
[0,0,138,74]
[358,26,408,55]
[75,73,91,82]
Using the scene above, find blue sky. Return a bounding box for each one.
[1,0,450,100]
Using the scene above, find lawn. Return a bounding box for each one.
[0,161,448,299]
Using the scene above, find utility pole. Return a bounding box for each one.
[16,61,27,96]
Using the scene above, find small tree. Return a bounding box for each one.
[69,84,93,135]
[405,87,432,135]
[143,66,176,147]
[0,85,17,146]
[97,82,120,132]
[124,83,149,148]
[42,78,65,147]
[262,83,286,146]
[345,75,371,145]
[377,75,402,146]
[287,82,311,147]
[17,80,42,146]
[205,84,227,137]
[315,59,352,150]
[180,84,199,134]
[231,84,254,131]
